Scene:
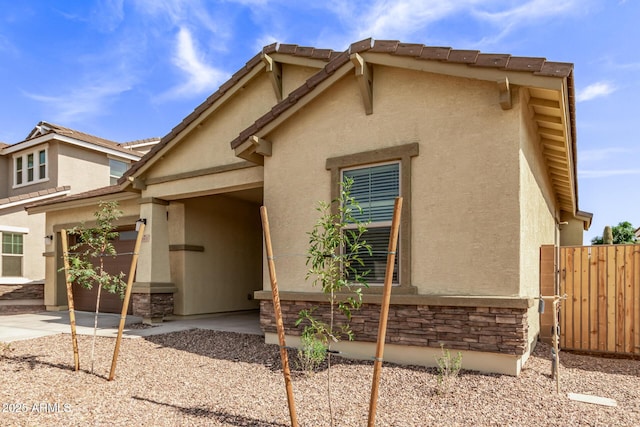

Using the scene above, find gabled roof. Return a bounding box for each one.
[28,39,590,226]
[1,121,147,160]
[26,183,136,214]
[123,43,341,181]
[230,38,584,221]
[121,137,161,149]
[231,38,574,150]
[1,186,71,211]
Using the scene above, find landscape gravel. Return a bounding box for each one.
[1,329,638,426]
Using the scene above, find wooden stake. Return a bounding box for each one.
[367,197,403,427]
[260,206,298,427]
[60,229,80,371]
[109,221,145,381]
[553,296,561,392]
[540,293,565,393]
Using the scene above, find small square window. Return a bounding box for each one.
[2,233,23,277]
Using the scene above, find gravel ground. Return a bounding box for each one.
[1,329,639,426]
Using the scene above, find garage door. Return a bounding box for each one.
[71,227,137,314]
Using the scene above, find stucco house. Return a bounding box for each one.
[0,122,157,313]
[28,39,591,375]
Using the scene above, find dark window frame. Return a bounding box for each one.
[326,142,418,289]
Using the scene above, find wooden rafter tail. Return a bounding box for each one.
[109,222,146,381]
[61,229,80,371]
[368,197,403,427]
[260,206,298,427]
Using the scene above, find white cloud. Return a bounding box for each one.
[579,169,640,178]
[472,0,582,22]
[91,0,125,32]
[321,0,585,49]
[579,147,631,163]
[355,1,463,40]
[159,27,227,100]
[24,78,133,124]
[576,82,616,102]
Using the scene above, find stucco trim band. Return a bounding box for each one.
[254,290,534,309]
[144,161,257,186]
[132,282,178,294]
[169,244,205,252]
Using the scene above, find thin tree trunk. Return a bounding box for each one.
[90,257,105,374]
[328,289,335,427]
[60,229,80,371]
[91,283,102,374]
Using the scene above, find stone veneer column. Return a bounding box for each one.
[132,198,177,323]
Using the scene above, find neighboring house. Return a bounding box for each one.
[635,227,640,240]
[28,39,592,375]
[0,122,158,312]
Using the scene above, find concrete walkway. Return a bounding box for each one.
[0,310,262,343]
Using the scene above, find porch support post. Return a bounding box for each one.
[133,198,176,323]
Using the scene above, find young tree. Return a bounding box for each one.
[591,221,638,245]
[296,178,371,426]
[64,201,127,373]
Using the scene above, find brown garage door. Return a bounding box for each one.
[71,227,137,314]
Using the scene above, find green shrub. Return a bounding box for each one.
[435,344,463,395]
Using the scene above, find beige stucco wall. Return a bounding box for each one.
[559,216,585,246]
[266,332,526,376]
[0,207,46,282]
[146,62,322,182]
[517,88,557,345]
[147,76,277,179]
[143,166,263,200]
[263,65,522,296]
[57,144,113,194]
[281,63,321,97]
[0,156,8,198]
[42,197,141,308]
[169,195,262,315]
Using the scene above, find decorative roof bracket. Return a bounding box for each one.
[233,135,271,165]
[350,53,373,115]
[498,77,512,110]
[262,54,283,102]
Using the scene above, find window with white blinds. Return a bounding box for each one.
[342,162,400,283]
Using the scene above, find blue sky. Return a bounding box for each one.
[0,0,638,242]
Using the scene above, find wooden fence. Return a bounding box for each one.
[558,244,640,356]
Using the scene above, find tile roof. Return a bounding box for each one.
[230,38,574,149]
[24,184,126,210]
[32,39,580,213]
[120,137,161,148]
[123,43,341,180]
[0,186,70,206]
[6,121,147,157]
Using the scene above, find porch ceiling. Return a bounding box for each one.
[527,87,575,214]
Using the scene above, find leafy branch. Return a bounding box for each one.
[295,178,371,425]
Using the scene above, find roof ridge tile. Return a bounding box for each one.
[418,47,452,60]
[370,39,400,53]
[349,38,374,54]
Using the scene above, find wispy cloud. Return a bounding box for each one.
[579,169,640,178]
[576,81,616,102]
[24,77,133,124]
[472,0,582,22]
[579,147,631,163]
[355,1,463,41]
[158,27,227,100]
[321,0,585,49]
